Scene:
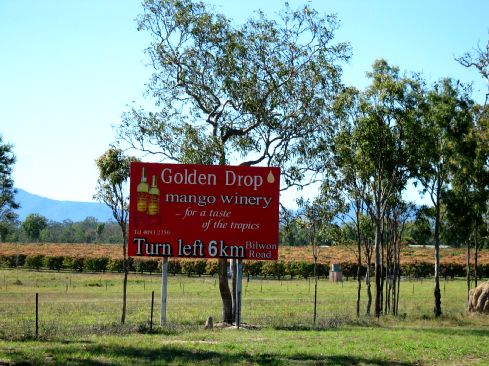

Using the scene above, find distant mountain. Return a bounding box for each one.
[14,188,114,222]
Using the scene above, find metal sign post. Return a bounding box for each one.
[235,259,243,328]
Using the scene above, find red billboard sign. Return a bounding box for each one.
[128,162,280,260]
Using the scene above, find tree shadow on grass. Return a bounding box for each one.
[417,327,489,338]
[6,343,419,366]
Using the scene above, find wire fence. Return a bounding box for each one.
[0,268,482,340]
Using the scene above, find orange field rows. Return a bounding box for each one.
[1,243,487,265]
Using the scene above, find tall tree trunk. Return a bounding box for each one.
[355,201,362,318]
[374,216,382,318]
[474,227,478,288]
[396,239,401,315]
[218,153,233,324]
[313,255,318,325]
[356,261,362,317]
[433,181,442,317]
[121,232,128,324]
[365,239,372,316]
[384,223,392,315]
[219,258,233,323]
[380,219,386,315]
[466,240,471,309]
[231,259,237,320]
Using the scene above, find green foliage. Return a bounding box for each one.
[167,259,181,275]
[180,259,207,276]
[133,259,158,274]
[63,257,84,272]
[121,0,350,179]
[243,261,263,277]
[42,256,64,271]
[84,257,109,272]
[0,254,25,268]
[284,261,300,279]
[94,148,136,230]
[24,254,44,270]
[6,218,123,244]
[193,260,207,276]
[0,135,19,241]
[180,260,193,276]
[3,251,489,281]
[22,214,48,242]
[107,259,124,272]
[205,260,219,276]
[280,219,309,246]
[409,206,433,246]
[261,261,286,279]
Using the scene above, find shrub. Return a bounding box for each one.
[42,256,64,271]
[181,259,195,276]
[295,261,314,279]
[16,254,27,267]
[0,255,17,268]
[243,261,263,277]
[440,262,465,279]
[205,260,219,276]
[84,257,109,272]
[480,263,489,279]
[134,259,159,274]
[145,260,159,274]
[167,259,181,275]
[25,255,44,270]
[261,261,286,279]
[403,261,432,278]
[285,261,300,279]
[340,262,357,280]
[0,254,27,268]
[194,260,207,276]
[107,259,124,272]
[63,257,84,272]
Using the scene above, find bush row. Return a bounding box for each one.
[1,254,488,279]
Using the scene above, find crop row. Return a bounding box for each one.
[1,254,487,279]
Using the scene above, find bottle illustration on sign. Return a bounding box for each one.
[135,168,161,226]
[136,167,149,213]
[147,175,160,225]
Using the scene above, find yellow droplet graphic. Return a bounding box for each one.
[267,170,275,183]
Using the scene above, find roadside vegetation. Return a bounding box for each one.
[0,269,488,365]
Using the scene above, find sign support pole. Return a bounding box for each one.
[235,259,243,328]
[160,256,168,325]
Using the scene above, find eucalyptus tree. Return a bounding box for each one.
[383,197,414,315]
[456,38,488,104]
[94,147,137,324]
[118,0,350,323]
[297,194,342,325]
[330,86,370,316]
[456,38,489,288]
[0,135,19,241]
[417,79,475,316]
[444,102,488,303]
[22,214,47,242]
[330,60,424,317]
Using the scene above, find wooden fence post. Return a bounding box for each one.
[150,290,155,332]
[35,293,39,338]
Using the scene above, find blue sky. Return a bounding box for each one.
[1,0,487,207]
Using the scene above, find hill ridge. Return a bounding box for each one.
[14,188,113,222]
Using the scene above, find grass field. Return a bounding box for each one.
[1,269,489,365]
